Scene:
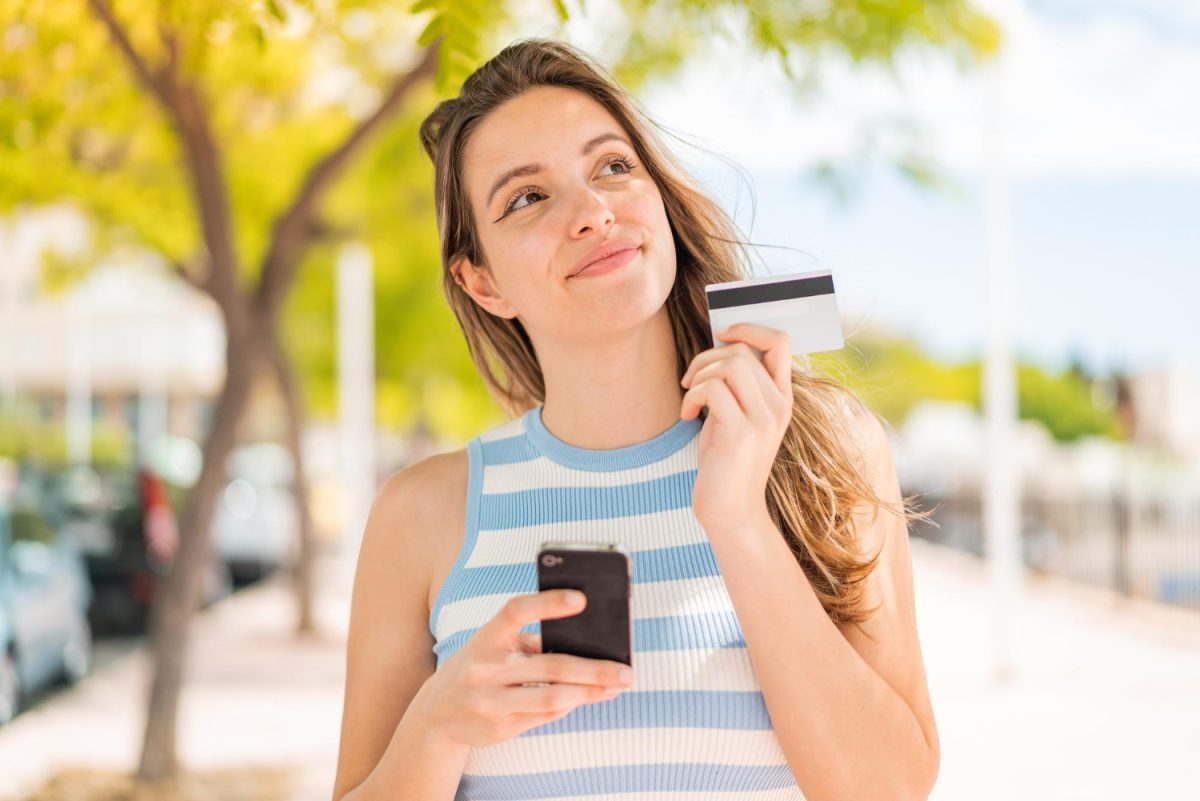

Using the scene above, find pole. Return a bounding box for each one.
[138,303,170,467]
[0,219,17,406]
[982,50,1022,684]
[337,242,376,571]
[66,283,93,465]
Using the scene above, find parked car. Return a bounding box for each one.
[143,436,299,586]
[212,443,298,585]
[0,466,93,726]
[37,464,232,636]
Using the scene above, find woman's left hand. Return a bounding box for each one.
[679,323,794,537]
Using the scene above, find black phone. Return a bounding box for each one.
[536,542,633,666]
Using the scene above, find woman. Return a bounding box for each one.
[333,37,939,801]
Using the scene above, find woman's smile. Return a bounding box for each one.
[570,245,640,279]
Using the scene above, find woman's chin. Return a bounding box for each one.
[573,287,672,329]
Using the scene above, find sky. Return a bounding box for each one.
[553,0,1200,380]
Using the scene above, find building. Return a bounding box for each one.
[1114,360,1200,465]
[1,207,224,454]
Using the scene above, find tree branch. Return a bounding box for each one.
[88,0,248,335]
[253,41,441,319]
[168,252,212,293]
[166,81,246,328]
[86,0,170,104]
[158,23,182,82]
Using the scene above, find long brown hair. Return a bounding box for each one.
[418,37,931,630]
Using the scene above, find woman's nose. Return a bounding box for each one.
[570,188,616,236]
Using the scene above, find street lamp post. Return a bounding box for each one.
[982,52,1023,684]
[337,241,377,569]
[66,283,93,466]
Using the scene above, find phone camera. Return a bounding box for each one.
[541,554,563,567]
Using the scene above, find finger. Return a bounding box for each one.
[715,324,792,397]
[686,357,773,421]
[681,376,744,424]
[506,676,627,727]
[504,709,574,730]
[517,633,542,654]
[680,348,723,388]
[504,709,578,735]
[500,652,632,692]
[738,352,793,421]
[680,342,756,388]
[504,683,620,716]
[481,590,586,643]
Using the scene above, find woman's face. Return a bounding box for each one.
[456,85,677,345]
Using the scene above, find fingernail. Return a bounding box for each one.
[567,591,585,606]
[618,667,634,683]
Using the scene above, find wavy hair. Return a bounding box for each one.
[418,37,931,630]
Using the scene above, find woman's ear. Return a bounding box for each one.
[452,256,518,320]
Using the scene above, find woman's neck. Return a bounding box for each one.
[536,307,686,450]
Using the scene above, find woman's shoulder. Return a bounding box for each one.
[368,448,471,615]
[373,409,524,518]
[375,446,469,517]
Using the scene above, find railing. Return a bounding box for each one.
[904,487,1200,613]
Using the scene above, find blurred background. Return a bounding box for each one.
[0,0,1197,799]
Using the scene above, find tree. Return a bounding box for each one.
[815,331,1124,441]
[1,0,998,788]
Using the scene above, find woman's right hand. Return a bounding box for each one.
[412,589,635,748]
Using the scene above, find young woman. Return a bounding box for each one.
[333,37,939,801]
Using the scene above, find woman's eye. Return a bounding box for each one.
[598,155,637,177]
[504,187,544,215]
[500,156,638,218]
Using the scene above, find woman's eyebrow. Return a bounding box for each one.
[485,131,633,208]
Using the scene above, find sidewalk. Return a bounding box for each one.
[1,538,1198,800]
[0,550,354,801]
[914,539,1200,800]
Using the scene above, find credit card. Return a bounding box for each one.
[705,269,845,358]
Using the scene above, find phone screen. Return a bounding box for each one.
[537,543,632,666]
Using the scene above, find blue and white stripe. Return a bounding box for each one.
[430,404,805,800]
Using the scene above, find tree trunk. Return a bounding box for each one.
[137,334,262,782]
[267,333,317,637]
[101,20,439,780]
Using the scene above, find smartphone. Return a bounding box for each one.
[536,542,633,666]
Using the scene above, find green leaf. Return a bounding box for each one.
[416,15,442,47]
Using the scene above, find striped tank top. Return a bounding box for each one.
[429,403,806,801]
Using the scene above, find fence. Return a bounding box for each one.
[904,486,1200,613]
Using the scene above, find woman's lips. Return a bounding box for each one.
[571,246,639,278]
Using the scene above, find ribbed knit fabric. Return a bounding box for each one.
[429,403,806,801]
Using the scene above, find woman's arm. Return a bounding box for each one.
[680,323,938,799]
[332,453,472,800]
[703,407,939,801]
[337,682,471,800]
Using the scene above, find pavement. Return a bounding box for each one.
[1,537,1198,800]
[917,541,1200,800]
[0,550,353,801]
